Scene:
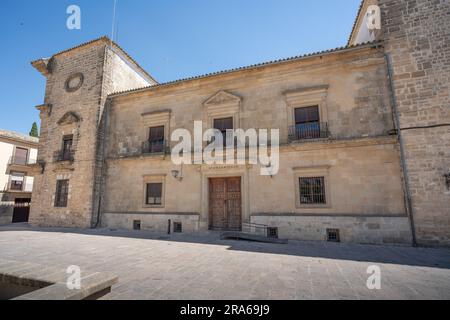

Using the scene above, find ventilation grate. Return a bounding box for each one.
[327,229,340,242]
[267,227,279,239]
[173,222,183,233]
[133,220,141,231]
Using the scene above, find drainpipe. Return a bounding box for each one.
[384,53,418,247]
[94,99,110,229]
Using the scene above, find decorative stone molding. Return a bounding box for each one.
[64,73,84,93]
[284,84,329,133]
[57,112,82,126]
[203,90,242,130]
[141,110,171,127]
[36,104,53,117]
[141,110,171,142]
[204,90,242,108]
[284,85,329,105]
[31,58,52,77]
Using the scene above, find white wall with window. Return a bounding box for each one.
[0,130,39,193]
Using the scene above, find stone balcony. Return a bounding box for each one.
[6,156,38,177]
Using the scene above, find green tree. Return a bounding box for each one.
[29,122,39,138]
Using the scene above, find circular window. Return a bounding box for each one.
[65,73,84,92]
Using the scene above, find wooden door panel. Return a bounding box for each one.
[209,178,227,230]
[209,177,242,231]
[226,177,242,231]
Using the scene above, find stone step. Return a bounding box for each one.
[221,232,288,244]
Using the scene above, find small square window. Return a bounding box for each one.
[133,220,141,231]
[327,229,340,242]
[146,183,163,205]
[267,227,278,239]
[173,222,183,233]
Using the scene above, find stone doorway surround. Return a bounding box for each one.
[199,165,251,231]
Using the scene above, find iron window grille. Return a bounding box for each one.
[299,177,326,205]
[267,227,279,239]
[173,222,183,233]
[327,229,340,242]
[55,180,69,208]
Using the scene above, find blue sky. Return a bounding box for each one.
[0,0,361,135]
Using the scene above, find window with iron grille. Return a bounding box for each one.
[148,126,165,153]
[55,180,69,207]
[327,229,340,242]
[146,183,163,205]
[173,222,183,233]
[267,227,278,239]
[133,220,141,230]
[299,177,326,205]
[213,117,233,146]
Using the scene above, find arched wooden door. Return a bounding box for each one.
[209,177,242,231]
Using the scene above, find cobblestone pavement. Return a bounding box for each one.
[0,225,449,300]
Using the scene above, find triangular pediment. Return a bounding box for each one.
[58,112,82,126]
[204,91,242,106]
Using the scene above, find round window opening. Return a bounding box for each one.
[65,73,84,92]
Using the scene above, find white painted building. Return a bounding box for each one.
[0,129,39,224]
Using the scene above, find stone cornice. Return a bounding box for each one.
[107,135,398,162]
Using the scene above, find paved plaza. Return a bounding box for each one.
[0,224,449,300]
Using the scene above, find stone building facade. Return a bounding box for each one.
[0,130,38,225]
[28,0,449,246]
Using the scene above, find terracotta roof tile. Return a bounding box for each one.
[109,40,382,98]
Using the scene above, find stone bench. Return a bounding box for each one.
[0,259,118,300]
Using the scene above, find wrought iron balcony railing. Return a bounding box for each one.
[288,122,329,142]
[8,156,37,166]
[142,141,171,155]
[53,150,75,162]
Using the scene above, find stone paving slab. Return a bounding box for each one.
[0,225,449,300]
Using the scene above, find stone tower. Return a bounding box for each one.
[30,37,156,228]
[380,0,450,246]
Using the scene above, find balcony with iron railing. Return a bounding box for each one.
[288,122,330,142]
[8,156,37,166]
[53,150,75,162]
[141,141,171,156]
[6,156,38,176]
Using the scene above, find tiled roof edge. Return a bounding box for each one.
[0,129,39,144]
[347,0,367,46]
[109,40,383,98]
[31,36,157,83]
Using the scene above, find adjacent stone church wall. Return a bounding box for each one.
[380,0,450,246]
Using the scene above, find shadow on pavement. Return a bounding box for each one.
[1,223,449,270]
